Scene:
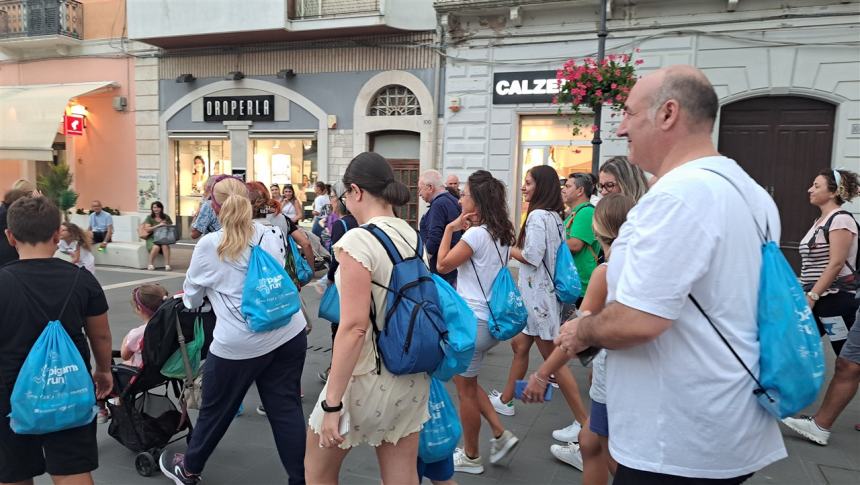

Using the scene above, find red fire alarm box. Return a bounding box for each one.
[64,114,84,136]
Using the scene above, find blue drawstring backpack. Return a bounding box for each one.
[7,269,97,434]
[318,220,350,324]
[470,232,528,340]
[235,233,301,332]
[287,236,314,285]
[542,219,581,304]
[431,274,476,381]
[692,169,825,419]
[419,378,462,463]
[363,224,446,375]
[318,283,340,324]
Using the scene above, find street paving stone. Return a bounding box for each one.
[34,251,860,484]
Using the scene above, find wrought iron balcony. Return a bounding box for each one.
[0,0,83,40]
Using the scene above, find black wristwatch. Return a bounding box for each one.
[321,399,343,413]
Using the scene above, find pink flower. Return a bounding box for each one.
[635,48,641,53]
[635,59,644,65]
[591,125,598,132]
[611,83,618,89]
[595,89,603,97]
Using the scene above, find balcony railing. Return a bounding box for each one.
[0,0,82,40]
[292,0,381,19]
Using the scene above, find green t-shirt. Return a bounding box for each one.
[564,202,600,294]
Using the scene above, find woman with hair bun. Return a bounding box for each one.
[799,168,860,356]
[161,177,308,485]
[305,152,430,485]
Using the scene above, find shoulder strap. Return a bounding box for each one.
[362,224,404,265]
[340,219,348,232]
[699,168,768,242]
[820,210,860,273]
[3,266,82,322]
[688,294,775,406]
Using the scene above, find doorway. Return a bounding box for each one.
[370,131,420,228]
[718,96,836,271]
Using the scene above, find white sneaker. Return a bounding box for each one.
[552,420,582,442]
[488,390,515,416]
[550,442,584,471]
[489,430,519,464]
[96,408,110,424]
[782,416,831,445]
[453,448,484,474]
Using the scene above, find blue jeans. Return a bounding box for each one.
[184,332,307,484]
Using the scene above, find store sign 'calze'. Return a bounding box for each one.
[492,70,561,105]
[203,95,275,122]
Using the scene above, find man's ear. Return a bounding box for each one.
[4,228,15,247]
[51,229,60,245]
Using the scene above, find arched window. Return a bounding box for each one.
[369,85,422,116]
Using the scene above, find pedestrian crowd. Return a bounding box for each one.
[0,64,858,485]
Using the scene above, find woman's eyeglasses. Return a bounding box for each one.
[597,181,618,191]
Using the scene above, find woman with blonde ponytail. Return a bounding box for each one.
[163,177,308,485]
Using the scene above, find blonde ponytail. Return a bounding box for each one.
[213,178,253,261]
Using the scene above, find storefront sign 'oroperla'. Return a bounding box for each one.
[203,95,275,122]
[492,70,561,105]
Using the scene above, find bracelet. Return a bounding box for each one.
[533,373,548,385]
[321,399,343,413]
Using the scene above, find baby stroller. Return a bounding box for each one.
[106,297,215,477]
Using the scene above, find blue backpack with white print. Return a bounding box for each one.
[240,233,301,332]
[691,169,825,419]
[470,231,528,340]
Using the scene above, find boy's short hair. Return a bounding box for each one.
[7,196,61,244]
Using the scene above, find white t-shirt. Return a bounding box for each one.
[605,156,786,478]
[281,200,298,220]
[456,225,509,321]
[313,194,330,215]
[58,239,95,274]
[183,221,307,360]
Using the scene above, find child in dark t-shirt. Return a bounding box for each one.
[0,196,112,484]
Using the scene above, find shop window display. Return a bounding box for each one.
[174,139,232,222]
[252,138,317,209]
[518,116,593,218]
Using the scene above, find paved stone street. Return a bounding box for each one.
[37,248,860,485]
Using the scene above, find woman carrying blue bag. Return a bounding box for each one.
[160,177,308,485]
[489,166,589,438]
[436,170,521,474]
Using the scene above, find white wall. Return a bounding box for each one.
[127,0,287,39]
[441,1,860,211]
[386,0,437,30]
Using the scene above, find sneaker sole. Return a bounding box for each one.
[551,452,584,471]
[159,457,187,485]
[256,409,267,416]
[489,436,519,464]
[454,465,485,474]
[786,424,829,446]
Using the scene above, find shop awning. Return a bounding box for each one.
[0,81,118,161]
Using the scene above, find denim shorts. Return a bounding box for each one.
[840,317,860,364]
[589,401,609,437]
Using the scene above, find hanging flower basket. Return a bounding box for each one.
[554,52,642,135]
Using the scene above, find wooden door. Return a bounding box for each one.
[718,96,836,272]
[389,159,420,228]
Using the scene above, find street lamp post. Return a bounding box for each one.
[591,0,609,175]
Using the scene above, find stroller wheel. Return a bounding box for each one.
[135,451,158,477]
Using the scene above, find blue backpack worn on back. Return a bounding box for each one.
[239,232,302,333]
[6,269,97,434]
[541,218,582,304]
[470,231,528,340]
[692,169,825,419]
[430,274,476,381]
[363,224,446,375]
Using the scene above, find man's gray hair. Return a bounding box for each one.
[650,67,719,128]
[420,170,444,189]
